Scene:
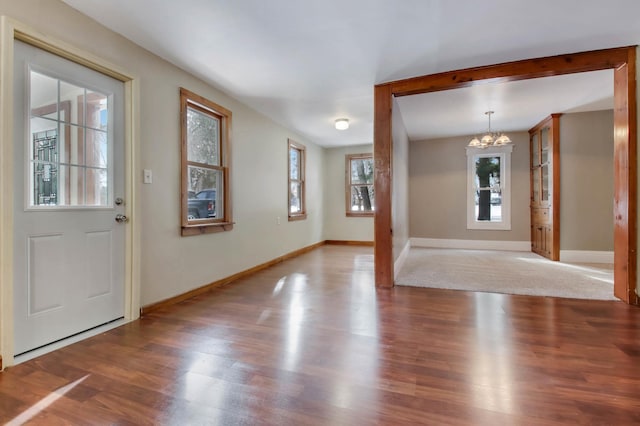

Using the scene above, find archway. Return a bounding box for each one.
[373,47,637,304]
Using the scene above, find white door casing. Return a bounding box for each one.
[12,39,129,356]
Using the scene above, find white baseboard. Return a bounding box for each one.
[560,250,614,264]
[411,237,530,252]
[394,239,411,280]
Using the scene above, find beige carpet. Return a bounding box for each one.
[396,248,617,300]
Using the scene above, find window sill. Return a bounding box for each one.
[346,212,374,217]
[288,213,307,222]
[466,221,511,231]
[182,221,234,236]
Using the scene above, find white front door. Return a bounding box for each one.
[13,40,126,356]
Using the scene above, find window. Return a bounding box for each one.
[346,153,375,216]
[466,145,512,230]
[288,139,306,220]
[180,88,232,236]
[29,70,111,208]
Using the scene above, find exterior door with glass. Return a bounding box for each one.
[13,40,126,356]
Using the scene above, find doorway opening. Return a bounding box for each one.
[373,46,637,304]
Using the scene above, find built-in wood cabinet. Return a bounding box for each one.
[529,114,561,260]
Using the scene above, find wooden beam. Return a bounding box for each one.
[387,46,636,97]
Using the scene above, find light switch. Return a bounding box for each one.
[143,169,153,184]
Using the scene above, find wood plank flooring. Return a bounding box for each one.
[1,245,640,425]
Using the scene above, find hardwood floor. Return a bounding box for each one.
[1,245,640,425]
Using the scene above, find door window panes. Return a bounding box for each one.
[28,69,111,207]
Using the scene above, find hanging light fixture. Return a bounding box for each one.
[468,111,512,148]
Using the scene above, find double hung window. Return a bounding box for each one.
[466,145,512,230]
[346,153,374,216]
[180,88,232,235]
[288,139,306,221]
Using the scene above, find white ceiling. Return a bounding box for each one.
[62,0,640,147]
[396,70,614,141]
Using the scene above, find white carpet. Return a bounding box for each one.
[395,248,617,301]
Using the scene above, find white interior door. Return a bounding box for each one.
[13,40,126,356]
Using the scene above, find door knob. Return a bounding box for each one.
[115,214,129,223]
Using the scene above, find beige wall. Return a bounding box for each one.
[392,100,410,260]
[409,132,531,241]
[323,144,374,242]
[0,0,325,307]
[560,110,614,251]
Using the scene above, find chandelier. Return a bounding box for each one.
[468,111,512,148]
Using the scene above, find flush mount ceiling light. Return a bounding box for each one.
[335,118,349,130]
[468,111,512,148]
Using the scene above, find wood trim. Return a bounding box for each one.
[181,222,235,236]
[613,52,638,304]
[325,240,374,246]
[373,46,637,304]
[373,84,393,288]
[345,152,375,216]
[528,114,561,260]
[180,87,233,236]
[346,212,374,218]
[287,139,306,221]
[550,113,561,261]
[140,241,325,315]
[385,46,636,97]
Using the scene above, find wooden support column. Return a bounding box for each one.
[373,83,393,287]
[613,49,638,304]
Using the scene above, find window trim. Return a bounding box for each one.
[288,139,306,221]
[345,153,374,217]
[466,145,512,230]
[180,87,233,236]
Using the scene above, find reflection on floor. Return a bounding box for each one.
[1,245,639,425]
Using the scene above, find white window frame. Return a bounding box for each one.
[466,145,512,230]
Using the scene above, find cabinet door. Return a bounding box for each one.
[531,133,539,166]
[532,225,544,254]
[540,126,549,164]
[529,114,560,261]
[541,164,549,203]
[544,225,553,257]
[532,167,540,203]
